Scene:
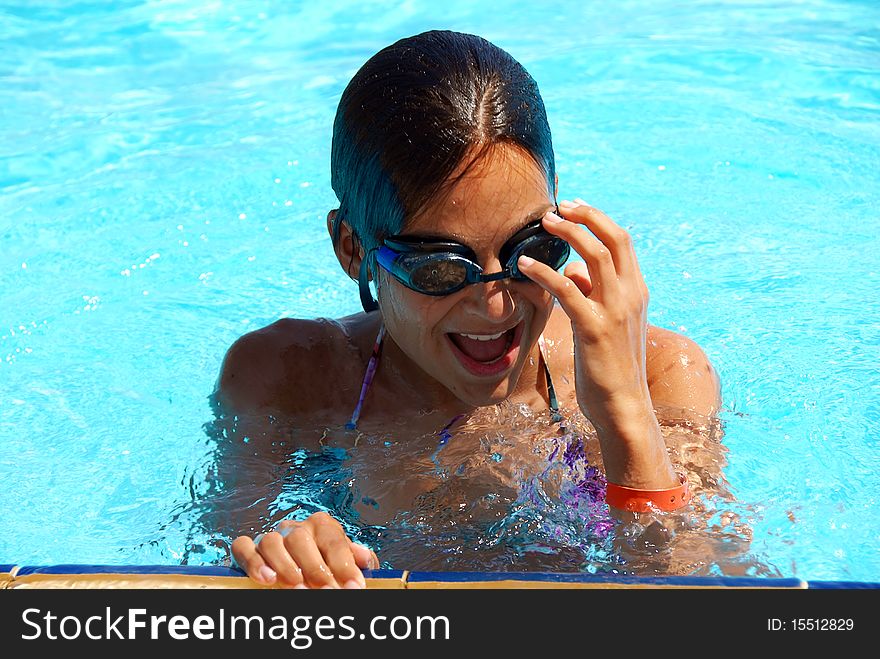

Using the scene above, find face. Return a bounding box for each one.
[376,144,557,409]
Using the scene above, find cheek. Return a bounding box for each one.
[517,281,555,316]
[376,273,408,319]
[377,273,445,338]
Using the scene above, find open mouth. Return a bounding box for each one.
[445,321,524,377]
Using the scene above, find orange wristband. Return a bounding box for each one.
[605,473,691,512]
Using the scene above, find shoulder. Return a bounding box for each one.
[541,307,721,420]
[214,316,358,415]
[645,325,721,420]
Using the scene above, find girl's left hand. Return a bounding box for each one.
[517,198,676,489]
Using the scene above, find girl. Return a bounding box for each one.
[215,30,722,589]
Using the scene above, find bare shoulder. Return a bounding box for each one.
[645,325,721,419]
[541,308,721,419]
[214,316,361,416]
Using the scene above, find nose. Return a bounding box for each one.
[460,255,517,322]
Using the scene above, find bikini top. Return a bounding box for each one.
[346,323,561,431]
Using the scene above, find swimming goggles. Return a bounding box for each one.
[359,206,570,312]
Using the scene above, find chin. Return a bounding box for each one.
[453,374,520,409]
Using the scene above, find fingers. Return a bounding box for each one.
[234,513,375,590]
[231,535,279,587]
[537,211,620,304]
[563,260,593,297]
[351,542,381,570]
[259,530,307,588]
[302,513,367,589]
[281,523,340,588]
[520,198,648,310]
[518,251,595,323]
[553,199,641,282]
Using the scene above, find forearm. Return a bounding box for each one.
[588,396,679,490]
[590,403,685,568]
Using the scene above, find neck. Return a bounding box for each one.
[377,329,473,416]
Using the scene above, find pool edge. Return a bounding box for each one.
[3,564,876,589]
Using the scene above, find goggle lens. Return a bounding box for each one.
[508,234,570,278]
[379,231,569,296]
[409,258,471,293]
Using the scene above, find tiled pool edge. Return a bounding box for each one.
[2,564,876,588]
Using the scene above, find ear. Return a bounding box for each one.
[554,173,559,200]
[327,209,366,281]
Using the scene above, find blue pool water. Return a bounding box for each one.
[1,0,878,581]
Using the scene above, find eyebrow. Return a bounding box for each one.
[398,204,555,245]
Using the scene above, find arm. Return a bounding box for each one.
[207,322,302,538]
[519,200,723,497]
[203,326,298,561]
[210,320,378,588]
[520,201,678,491]
[525,216,739,570]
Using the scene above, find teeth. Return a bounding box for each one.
[459,331,505,341]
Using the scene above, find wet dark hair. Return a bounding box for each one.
[330,29,556,266]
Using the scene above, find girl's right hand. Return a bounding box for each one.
[231,512,380,589]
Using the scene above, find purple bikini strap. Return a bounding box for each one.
[345,324,386,431]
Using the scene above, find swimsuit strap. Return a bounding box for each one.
[346,323,561,430]
[538,333,563,423]
[345,323,386,430]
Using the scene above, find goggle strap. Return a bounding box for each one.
[479,270,511,282]
[359,252,379,312]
